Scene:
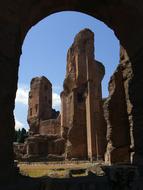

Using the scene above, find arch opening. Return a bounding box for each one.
[0,0,142,184]
[13,11,132,174]
[16,11,120,131]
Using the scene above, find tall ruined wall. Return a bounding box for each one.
[104,46,133,164]
[61,29,90,159]
[61,29,105,160]
[27,76,52,134]
[120,47,133,152]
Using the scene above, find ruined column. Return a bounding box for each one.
[27,76,52,134]
[60,91,69,138]
[61,29,105,160]
[86,58,105,161]
[93,61,106,160]
[0,23,21,181]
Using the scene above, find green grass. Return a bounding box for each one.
[19,162,95,178]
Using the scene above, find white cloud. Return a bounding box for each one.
[53,85,62,91]
[15,85,61,110]
[15,119,24,130]
[52,92,61,110]
[15,87,29,105]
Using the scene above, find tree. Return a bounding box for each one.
[14,128,28,143]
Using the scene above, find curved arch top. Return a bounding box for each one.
[19,0,143,57]
[0,0,143,181]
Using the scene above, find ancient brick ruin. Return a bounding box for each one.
[14,29,107,162]
[23,31,133,166]
[27,76,60,135]
[104,46,132,164]
[61,29,106,161]
[22,77,64,161]
[14,30,136,167]
[1,0,143,188]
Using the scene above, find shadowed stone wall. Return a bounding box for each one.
[104,46,133,165]
[0,0,143,181]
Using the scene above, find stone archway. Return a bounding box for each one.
[0,0,143,181]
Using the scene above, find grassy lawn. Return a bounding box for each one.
[18,162,97,178]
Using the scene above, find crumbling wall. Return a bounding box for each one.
[39,119,61,136]
[104,46,132,164]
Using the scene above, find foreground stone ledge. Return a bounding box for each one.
[1,165,143,190]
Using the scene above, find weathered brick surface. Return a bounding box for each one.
[104,47,132,164]
[28,76,53,134]
[61,29,105,160]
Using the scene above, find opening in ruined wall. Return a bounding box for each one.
[13,11,120,165]
[15,11,119,132]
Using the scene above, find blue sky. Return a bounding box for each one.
[14,11,119,130]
